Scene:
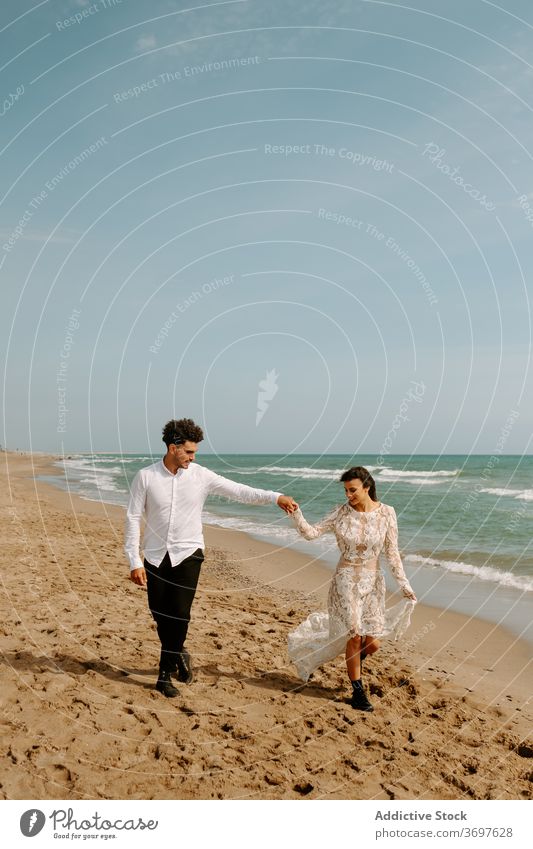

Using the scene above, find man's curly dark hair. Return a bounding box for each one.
[162,418,204,448]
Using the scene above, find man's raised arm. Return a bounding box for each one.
[204,469,298,513]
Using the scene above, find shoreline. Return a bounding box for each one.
[1,450,532,800]
[42,453,533,649]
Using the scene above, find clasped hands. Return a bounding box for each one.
[277,495,299,514]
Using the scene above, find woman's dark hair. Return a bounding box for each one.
[339,466,377,501]
[162,418,204,448]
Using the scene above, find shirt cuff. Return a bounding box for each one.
[271,491,282,503]
[127,554,144,572]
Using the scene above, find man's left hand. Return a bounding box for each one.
[277,495,299,514]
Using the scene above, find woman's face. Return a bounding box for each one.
[343,478,370,506]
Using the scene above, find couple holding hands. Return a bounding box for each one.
[125,418,416,712]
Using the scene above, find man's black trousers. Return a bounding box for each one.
[144,549,204,672]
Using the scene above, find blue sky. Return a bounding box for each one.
[1,0,532,455]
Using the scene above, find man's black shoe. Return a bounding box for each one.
[174,650,194,684]
[350,678,374,712]
[155,669,179,698]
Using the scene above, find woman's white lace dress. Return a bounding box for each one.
[287,502,416,681]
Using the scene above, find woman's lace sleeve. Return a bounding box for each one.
[383,506,414,594]
[291,506,339,540]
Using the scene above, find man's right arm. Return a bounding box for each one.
[124,471,147,581]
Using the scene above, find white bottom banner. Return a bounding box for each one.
[2,799,531,848]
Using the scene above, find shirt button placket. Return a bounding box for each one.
[169,475,176,548]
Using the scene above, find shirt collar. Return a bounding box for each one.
[160,458,182,477]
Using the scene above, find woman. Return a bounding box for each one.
[287,466,417,711]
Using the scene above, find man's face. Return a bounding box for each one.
[170,440,198,468]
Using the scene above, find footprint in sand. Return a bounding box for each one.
[293,780,313,796]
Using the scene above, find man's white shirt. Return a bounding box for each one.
[124,459,282,571]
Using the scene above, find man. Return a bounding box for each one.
[125,417,298,697]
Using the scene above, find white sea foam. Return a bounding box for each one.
[79,475,125,493]
[60,458,96,470]
[82,456,150,464]
[58,459,126,493]
[375,467,460,486]
[258,465,344,476]
[480,487,533,501]
[249,464,458,484]
[60,456,148,468]
[377,475,442,486]
[377,468,460,478]
[405,554,533,593]
[77,465,123,475]
[256,465,377,480]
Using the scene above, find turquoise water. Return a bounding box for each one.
[48,452,533,593]
[42,452,533,643]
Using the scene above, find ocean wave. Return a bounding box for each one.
[375,468,460,486]
[58,459,127,494]
[79,475,126,493]
[377,468,460,478]
[81,456,152,464]
[479,487,533,501]
[405,554,533,593]
[77,469,127,492]
[255,465,376,480]
[60,458,95,469]
[250,464,458,484]
[60,456,149,469]
[63,463,124,477]
[377,475,442,486]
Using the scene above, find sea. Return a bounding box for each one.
[42,453,533,645]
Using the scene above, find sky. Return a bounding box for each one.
[1,0,532,456]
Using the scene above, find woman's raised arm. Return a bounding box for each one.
[291,506,339,540]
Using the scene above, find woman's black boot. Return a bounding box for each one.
[350,678,374,712]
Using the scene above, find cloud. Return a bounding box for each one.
[131,0,365,62]
[0,229,79,246]
[135,34,158,52]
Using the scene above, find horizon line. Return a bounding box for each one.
[24,450,533,458]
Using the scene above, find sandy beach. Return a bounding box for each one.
[1,451,532,800]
